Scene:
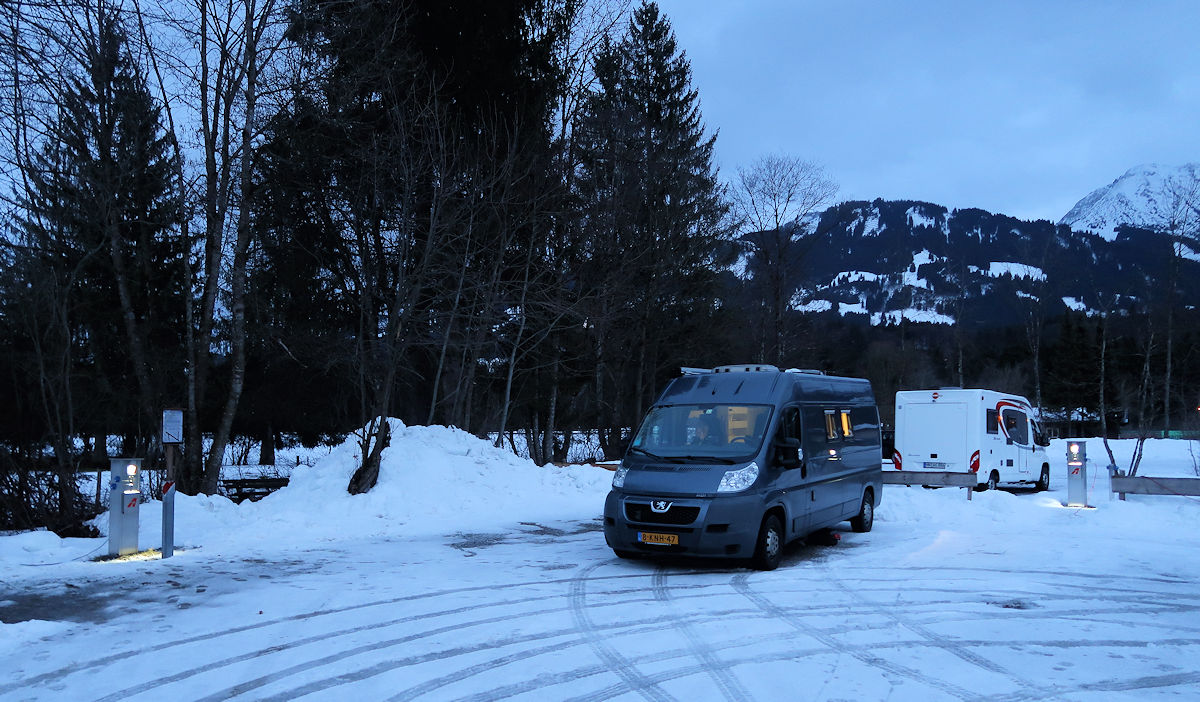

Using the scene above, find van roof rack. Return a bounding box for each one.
[712,364,780,373]
[680,366,712,375]
[785,368,826,375]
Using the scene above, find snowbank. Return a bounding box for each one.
[82,419,613,555]
[2,429,1196,568]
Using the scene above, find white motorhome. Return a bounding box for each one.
[893,389,1050,491]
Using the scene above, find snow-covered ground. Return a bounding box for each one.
[2,427,1200,701]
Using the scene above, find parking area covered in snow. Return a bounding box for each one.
[2,427,1199,701]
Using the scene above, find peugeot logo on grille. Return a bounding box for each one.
[650,500,672,513]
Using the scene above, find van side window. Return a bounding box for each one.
[1002,409,1029,445]
[986,409,998,434]
[781,407,801,440]
[840,410,854,438]
[824,410,840,440]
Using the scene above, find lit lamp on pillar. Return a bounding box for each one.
[1065,441,1087,507]
[108,458,142,556]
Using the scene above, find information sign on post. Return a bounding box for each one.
[162,409,183,446]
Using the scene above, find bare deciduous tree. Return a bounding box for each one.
[732,154,838,364]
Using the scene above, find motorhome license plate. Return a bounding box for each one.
[923,461,948,469]
[639,532,678,546]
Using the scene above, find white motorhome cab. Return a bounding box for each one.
[893,389,1051,491]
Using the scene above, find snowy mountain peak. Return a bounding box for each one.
[1060,163,1200,240]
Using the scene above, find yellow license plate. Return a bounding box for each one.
[639,532,678,546]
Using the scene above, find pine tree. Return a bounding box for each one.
[575,1,731,446]
[13,6,182,519]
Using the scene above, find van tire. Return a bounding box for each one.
[1036,465,1050,492]
[752,515,783,571]
[850,491,874,533]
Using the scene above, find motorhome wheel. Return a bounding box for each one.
[1036,465,1050,492]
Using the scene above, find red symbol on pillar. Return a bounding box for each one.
[127,496,138,509]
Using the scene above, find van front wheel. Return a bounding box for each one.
[850,491,874,533]
[1036,465,1050,492]
[752,515,783,571]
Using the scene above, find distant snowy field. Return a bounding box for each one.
[2,425,1199,701]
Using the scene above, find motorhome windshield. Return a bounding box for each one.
[630,404,773,459]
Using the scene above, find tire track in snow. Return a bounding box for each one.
[567,562,677,702]
[467,634,1200,702]
[824,565,1040,693]
[731,572,978,700]
[650,564,752,701]
[9,558,1200,701]
[0,568,674,697]
[195,565,743,702]
[980,670,1200,701]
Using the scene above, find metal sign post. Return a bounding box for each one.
[161,409,183,559]
[1066,441,1088,507]
[161,480,176,558]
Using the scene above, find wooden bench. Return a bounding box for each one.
[1110,475,1200,500]
[882,469,979,500]
[220,477,289,503]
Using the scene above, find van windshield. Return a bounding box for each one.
[629,404,773,460]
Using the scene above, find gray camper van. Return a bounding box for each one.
[603,364,882,570]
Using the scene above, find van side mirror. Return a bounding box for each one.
[775,437,802,469]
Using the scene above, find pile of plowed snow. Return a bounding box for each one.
[85,419,613,554]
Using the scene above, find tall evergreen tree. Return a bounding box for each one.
[10,5,182,523]
[574,1,731,451]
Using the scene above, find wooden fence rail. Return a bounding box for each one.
[882,470,978,501]
[1110,475,1200,500]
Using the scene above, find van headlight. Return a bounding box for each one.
[717,462,759,492]
[612,465,629,488]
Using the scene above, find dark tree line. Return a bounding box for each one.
[2,0,1196,533]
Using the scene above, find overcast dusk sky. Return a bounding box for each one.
[653,0,1200,222]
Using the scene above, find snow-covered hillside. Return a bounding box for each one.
[1060,163,1200,240]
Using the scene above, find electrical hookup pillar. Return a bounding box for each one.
[1066,441,1088,507]
[108,458,142,557]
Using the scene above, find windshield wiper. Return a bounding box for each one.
[628,446,676,462]
[676,455,737,465]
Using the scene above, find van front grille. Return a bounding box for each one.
[625,502,700,525]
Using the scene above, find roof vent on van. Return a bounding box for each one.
[785,368,826,375]
[680,366,712,375]
[712,364,779,373]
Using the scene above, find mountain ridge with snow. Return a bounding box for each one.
[1059,163,1200,240]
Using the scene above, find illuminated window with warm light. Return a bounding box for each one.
[840,410,854,438]
[824,410,839,440]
